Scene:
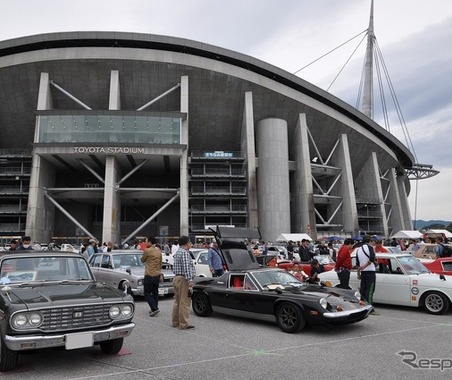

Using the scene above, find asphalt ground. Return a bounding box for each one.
[4,297,452,380]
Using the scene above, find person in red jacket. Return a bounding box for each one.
[334,238,355,289]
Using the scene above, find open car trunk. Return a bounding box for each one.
[213,226,262,271]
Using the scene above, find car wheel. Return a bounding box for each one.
[276,302,306,333]
[99,338,124,355]
[422,292,449,315]
[192,292,212,317]
[119,281,133,296]
[0,336,18,372]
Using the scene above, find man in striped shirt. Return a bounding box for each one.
[171,236,196,330]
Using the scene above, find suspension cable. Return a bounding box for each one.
[293,29,367,75]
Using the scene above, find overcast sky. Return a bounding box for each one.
[2,0,451,222]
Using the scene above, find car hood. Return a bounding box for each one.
[1,282,129,308]
[285,284,359,302]
[114,267,144,278]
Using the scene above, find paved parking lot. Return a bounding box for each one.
[5,297,452,379]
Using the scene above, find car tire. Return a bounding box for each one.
[276,302,306,333]
[192,292,212,317]
[119,281,133,296]
[422,292,449,315]
[0,336,18,372]
[99,338,124,355]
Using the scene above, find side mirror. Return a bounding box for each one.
[440,274,446,281]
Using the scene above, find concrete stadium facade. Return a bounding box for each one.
[0,32,414,245]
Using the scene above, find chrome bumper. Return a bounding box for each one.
[323,304,373,319]
[4,322,135,351]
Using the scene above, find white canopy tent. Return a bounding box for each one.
[425,229,452,238]
[390,230,423,239]
[275,233,312,242]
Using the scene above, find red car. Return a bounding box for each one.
[423,257,452,276]
[268,255,336,276]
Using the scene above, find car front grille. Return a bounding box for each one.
[39,304,112,332]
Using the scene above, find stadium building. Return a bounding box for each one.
[0,31,415,245]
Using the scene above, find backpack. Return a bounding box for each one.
[440,244,452,258]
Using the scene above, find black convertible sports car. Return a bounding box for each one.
[192,227,372,333]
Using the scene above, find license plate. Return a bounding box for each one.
[65,332,94,350]
[159,288,169,295]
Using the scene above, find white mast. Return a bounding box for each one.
[361,0,374,118]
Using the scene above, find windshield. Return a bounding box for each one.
[113,254,144,268]
[252,270,304,287]
[398,256,430,275]
[314,254,334,265]
[0,257,93,284]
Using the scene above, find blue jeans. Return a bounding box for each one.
[144,275,160,311]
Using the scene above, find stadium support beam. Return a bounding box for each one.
[78,159,105,184]
[117,159,149,185]
[137,83,181,111]
[49,80,92,110]
[44,191,95,239]
[121,191,180,245]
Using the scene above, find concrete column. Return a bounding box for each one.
[292,114,316,238]
[336,134,359,236]
[26,155,56,243]
[179,75,189,236]
[355,152,388,237]
[241,91,258,228]
[256,118,290,242]
[386,168,405,233]
[102,156,121,244]
[37,72,53,110]
[397,175,413,230]
[109,70,121,110]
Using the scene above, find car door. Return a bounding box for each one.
[222,273,273,316]
[373,257,411,305]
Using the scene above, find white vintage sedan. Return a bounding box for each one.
[318,252,452,315]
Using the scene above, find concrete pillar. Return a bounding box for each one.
[292,114,316,238]
[102,156,121,244]
[336,134,359,236]
[256,118,290,242]
[179,75,189,236]
[241,91,258,228]
[26,155,56,243]
[355,152,388,237]
[109,70,121,110]
[387,168,405,233]
[37,72,53,111]
[397,175,413,230]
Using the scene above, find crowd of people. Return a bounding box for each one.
[4,232,450,324]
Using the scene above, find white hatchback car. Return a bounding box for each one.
[319,252,452,315]
[190,249,212,277]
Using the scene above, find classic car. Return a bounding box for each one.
[0,251,135,372]
[318,252,452,314]
[258,254,335,277]
[89,250,175,297]
[190,249,213,277]
[192,227,372,333]
[422,257,452,276]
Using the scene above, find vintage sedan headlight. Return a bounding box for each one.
[109,304,134,319]
[137,278,144,287]
[109,305,121,318]
[354,291,361,301]
[12,312,43,329]
[122,305,133,317]
[319,298,328,309]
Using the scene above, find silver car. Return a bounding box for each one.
[89,250,174,297]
